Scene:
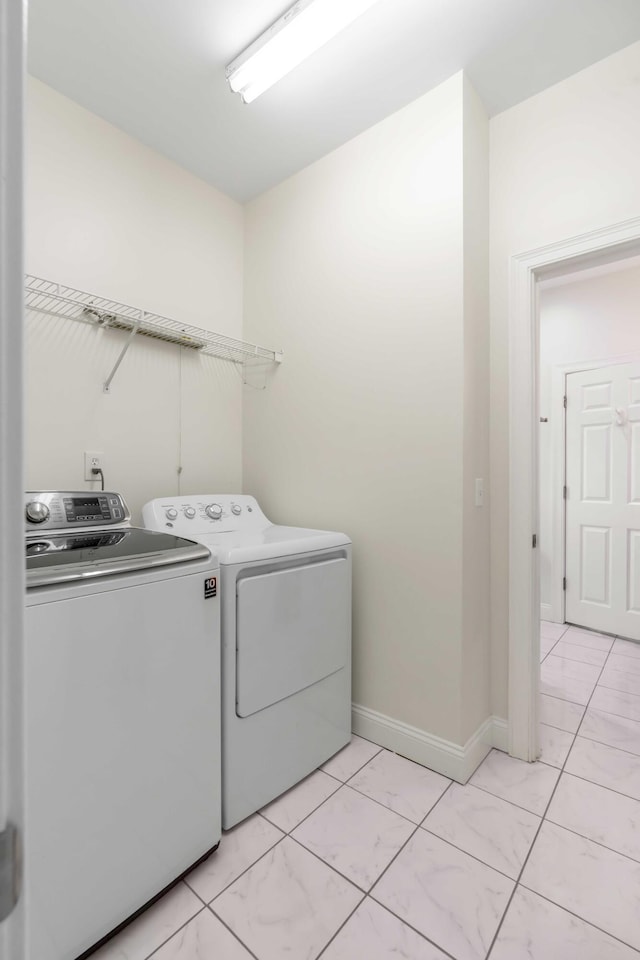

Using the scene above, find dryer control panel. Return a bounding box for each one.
[142,495,269,535]
[25,491,130,532]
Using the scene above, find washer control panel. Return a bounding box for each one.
[143,495,269,535]
[25,491,130,533]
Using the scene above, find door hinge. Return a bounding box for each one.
[532,534,537,548]
[563,485,567,499]
[0,822,21,922]
[563,577,567,591]
[563,395,567,409]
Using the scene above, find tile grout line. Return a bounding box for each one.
[424,771,640,883]
[291,779,462,960]
[544,649,609,667]
[536,631,640,855]
[204,903,262,960]
[538,685,592,708]
[425,749,640,877]
[573,637,627,743]
[140,900,207,960]
[186,883,209,908]
[197,755,447,924]
[543,811,640,866]
[292,780,419,830]
[419,826,523,883]
[543,655,603,682]
[286,827,397,897]
[565,625,617,640]
[550,766,640,804]
[539,639,558,663]
[259,776,344,834]
[355,779,461,960]
[179,743,399,959]
[312,896,364,960]
[537,719,581,735]
[202,829,369,958]
[263,757,438,838]
[575,729,640,761]
[464,778,547,818]
[585,700,640,724]
[260,755,471,959]
[184,830,285,906]
[320,742,385,784]
[515,884,640,955]
[540,690,588,707]
[597,679,640,697]
[583,700,640,722]
[346,759,453,813]
[314,892,460,960]
[200,821,390,960]
[287,779,526,902]
[484,626,618,959]
[540,644,611,709]
[363,780,456,893]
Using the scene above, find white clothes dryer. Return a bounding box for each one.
[143,494,352,828]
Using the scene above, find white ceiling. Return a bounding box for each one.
[27,0,640,202]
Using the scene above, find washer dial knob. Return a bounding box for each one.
[165,508,178,520]
[184,507,196,519]
[231,504,242,516]
[25,500,50,524]
[205,503,223,520]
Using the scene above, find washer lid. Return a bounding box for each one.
[25,527,213,587]
[194,525,350,565]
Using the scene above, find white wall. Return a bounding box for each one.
[25,77,244,521]
[461,77,491,741]
[490,41,640,717]
[538,260,640,615]
[243,72,491,750]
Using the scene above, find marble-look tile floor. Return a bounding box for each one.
[93,624,640,960]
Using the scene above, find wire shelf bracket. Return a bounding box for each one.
[25,275,283,392]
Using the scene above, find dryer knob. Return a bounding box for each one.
[25,500,50,524]
[231,504,242,516]
[205,503,223,520]
[165,508,178,520]
[184,507,196,519]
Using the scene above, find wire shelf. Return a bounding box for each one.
[25,275,283,375]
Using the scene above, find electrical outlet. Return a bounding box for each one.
[84,451,103,482]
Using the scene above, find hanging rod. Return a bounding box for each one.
[25,274,283,391]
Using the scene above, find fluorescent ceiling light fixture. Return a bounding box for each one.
[226,0,382,103]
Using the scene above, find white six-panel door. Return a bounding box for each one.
[565,362,640,640]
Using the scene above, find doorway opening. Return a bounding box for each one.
[538,256,640,635]
[507,217,640,763]
[536,257,640,764]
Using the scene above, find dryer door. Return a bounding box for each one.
[236,557,350,717]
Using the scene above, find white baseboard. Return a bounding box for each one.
[490,715,509,752]
[540,603,553,622]
[352,704,509,783]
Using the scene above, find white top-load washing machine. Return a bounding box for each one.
[142,494,352,828]
[24,491,221,960]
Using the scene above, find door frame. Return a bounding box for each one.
[545,354,640,625]
[508,216,640,761]
[0,0,26,955]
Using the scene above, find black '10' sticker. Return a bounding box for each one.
[204,576,217,599]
